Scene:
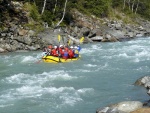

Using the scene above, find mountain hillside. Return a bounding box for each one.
[0,0,150,52]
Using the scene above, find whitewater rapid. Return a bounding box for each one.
[0,37,150,113]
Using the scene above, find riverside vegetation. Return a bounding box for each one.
[0,0,150,113]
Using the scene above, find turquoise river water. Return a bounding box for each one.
[0,37,150,113]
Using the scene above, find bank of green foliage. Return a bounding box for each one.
[36,0,150,23]
[23,2,44,33]
[11,0,150,26]
[76,0,112,17]
[112,0,150,20]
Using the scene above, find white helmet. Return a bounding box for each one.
[54,46,57,48]
[74,46,77,49]
[70,46,73,48]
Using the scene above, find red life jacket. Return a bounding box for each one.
[64,47,69,52]
[68,49,74,58]
[51,49,58,56]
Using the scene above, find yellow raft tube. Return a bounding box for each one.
[42,55,81,63]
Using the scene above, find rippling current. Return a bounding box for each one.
[0,37,150,113]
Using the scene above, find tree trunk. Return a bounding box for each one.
[132,0,135,12]
[123,0,126,9]
[41,0,47,15]
[53,0,57,14]
[128,0,131,10]
[55,0,68,27]
[135,0,139,14]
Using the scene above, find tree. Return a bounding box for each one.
[135,0,139,14]
[55,0,68,27]
[41,0,46,14]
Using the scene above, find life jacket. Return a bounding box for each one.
[60,49,64,57]
[68,49,74,58]
[62,51,69,59]
[74,50,79,58]
[57,47,62,57]
[77,46,81,52]
[64,47,69,51]
[51,49,58,56]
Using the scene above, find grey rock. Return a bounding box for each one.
[97,101,143,113]
[0,47,5,53]
[28,30,35,37]
[91,36,103,41]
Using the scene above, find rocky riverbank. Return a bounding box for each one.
[1,1,150,53]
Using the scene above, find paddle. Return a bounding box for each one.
[79,36,84,44]
[35,51,47,64]
[67,38,71,46]
[58,34,61,63]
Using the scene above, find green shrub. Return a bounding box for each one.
[41,10,54,26]
[30,4,41,21]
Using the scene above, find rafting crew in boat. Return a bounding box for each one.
[43,44,80,59]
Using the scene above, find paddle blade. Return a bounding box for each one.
[58,35,61,42]
[80,37,84,43]
[67,39,71,46]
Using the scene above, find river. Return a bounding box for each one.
[0,37,150,113]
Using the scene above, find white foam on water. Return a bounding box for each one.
[58,87,94,106]
[76,69,91,72]
[59,95,82,106]
[133,58,140,62]
[84,64,97,67]
[102,55,113,59]
[80,48,94,54]
[118,53,129,58]
[46,87,75,95]
[39,70,77,81]
[77,88,94,94]
[0,104,13,108]
[81,45,102,55]
[0,85,94,107]
[16,85,43,96]
[1,71,80,105]
[135,50,149,58]
[94,63,109,72]
[4,73,30,84]
[21,56,37,63]
[3,70,76,85]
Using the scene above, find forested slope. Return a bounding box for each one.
[0,0,150,28]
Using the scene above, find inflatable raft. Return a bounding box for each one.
[42,55,80,63]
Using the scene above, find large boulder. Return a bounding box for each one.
[90,36,103,42]
[134,76,150,97]
[134,76,150,87]
[96,101,143,113]
[13,36,32,45]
